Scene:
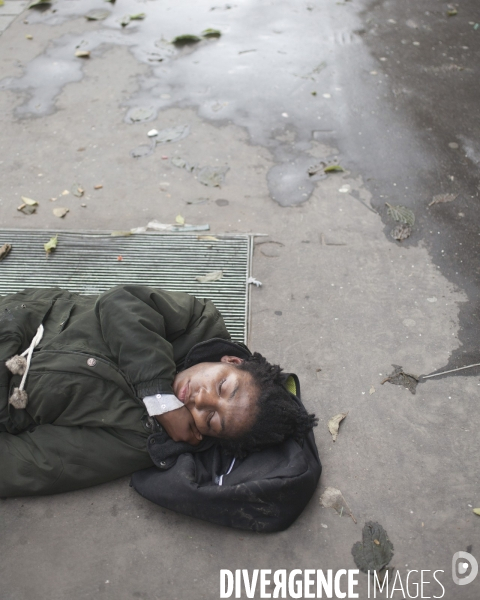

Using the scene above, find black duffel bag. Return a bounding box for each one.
[130,339,322,533]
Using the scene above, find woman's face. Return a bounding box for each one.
[172,356,258,439]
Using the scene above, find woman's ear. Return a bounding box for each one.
[220,355,244,365]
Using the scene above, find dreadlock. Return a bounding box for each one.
[220,352,317,457]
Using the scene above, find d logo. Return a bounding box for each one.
[452,551,478,586]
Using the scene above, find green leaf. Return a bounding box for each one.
[352,522,394,573]
[44,235,58,255]
[473,508,480,516]
[28,0,52,8]
[175,215,185,225]
[386,203,415,226]
[324,165,344,173]
[130,13,145,20]
[172,34,202,46]
[0,1,4,7]
[202,28,222,38]
[110,231,132,237]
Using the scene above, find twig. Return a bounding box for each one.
[421,363,480,379]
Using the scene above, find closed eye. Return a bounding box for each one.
[219,378,226,394]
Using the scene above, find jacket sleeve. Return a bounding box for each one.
[94,285,230,398]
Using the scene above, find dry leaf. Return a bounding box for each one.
[53,207,69,218]
[352,522,394,574]
[21,196,38,206]
[75,50,90,58]
[369,386,375,395]
[328,412,348,442]
[175,215,185,225]
[374,539,380,545]
[25,34,33,39]
[111,231,132,237]
[428,193,457,207]
[381,364,418,394]
[320,487,357,523]
[44,235,58,255]
[386,203,415,226]
[0,243,12,261]
[197,235,219,241]
[473,509,480,516]
[94,184,103,190]
[72,183,84,197]
[391,223,412,241]
[195,270,223,283]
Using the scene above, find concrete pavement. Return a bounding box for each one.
[0,1,479,599]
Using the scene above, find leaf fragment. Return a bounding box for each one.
[0,243,12,261]
[85,9,110,20]
[473,508,480,516]
[197,165,229,187]
[72,183,84,197]
[328,412,348,442]
[351,522,394,574]
[381,364,418,394]
[44,235,58,255]
[195,270,223,283]
[94,184,103,190]
[320,487,357,523]
[155,124,190,143]
[28,0,52,9]
[53,207,69,218]
[75,50,90,58]
[17,204,36,215]
[386,203,415,226]
[21,196,38,206]
[446,5,457,16]
[202,28,222,38]
[324,164,345,173]
[428,193,457,206]
[110,231,132,237]
[172,34,202,46]
[369,386,376,395]
[391,223,412,241]
[130,13,145,20]
[175,215,185,225]
[119,15,131,27]
[197,235,218,241]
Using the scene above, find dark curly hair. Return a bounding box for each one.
[220,352,317,457]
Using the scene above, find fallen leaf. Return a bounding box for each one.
[53,207,69,218]
[17,204,36,215]
[75,50,90,58]
[0,0,4,6]
[85,9,110,20]
[21,196,38,206]
[386,203,415,226]
[119,15,131,27]
[369,386,375,395]
[130,144,155,158]
[197,235,218,241]
[171,156,195,171]
[328,412,348,442]
[429,193,457,206]
[44,235,58,255]
[130,13,145,20]
[117,255,123,261]
[28,0,52,8]
[197,165,229,187]
[155,124,190,143]
[307,162,326,176]
[446,6,457,16]
[324,164,345,173]
[320,487,357,523]
[172,34,202,46]
[128,107,155,122]
[175,215,185,225]
[25,34,33,40]
[94,184,103,190]
[72,183,84,197]
[202,28,222,38]
[391,223,412,241]
[381,364,418,395]
[195,270,223,283]
[247,276,262,287]
[352,522,394,574]
[0,243,12,261]
[473,509,480,516]
[110,231,132,237]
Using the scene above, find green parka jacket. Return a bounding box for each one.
[0,285,230,496]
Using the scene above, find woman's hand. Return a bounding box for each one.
[155,406,203,445]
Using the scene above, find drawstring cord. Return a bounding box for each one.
[6,323,44,409]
